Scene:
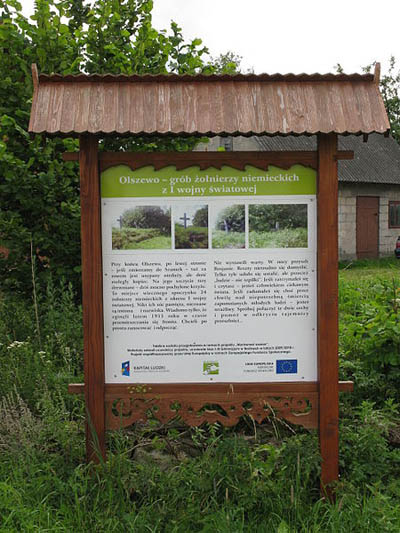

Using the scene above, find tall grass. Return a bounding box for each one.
[212,230,245,249]
[1,262,400,530]
[249,227,307,248]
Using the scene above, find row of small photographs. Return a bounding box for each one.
[111,203,308,250]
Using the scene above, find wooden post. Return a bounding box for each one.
[317,133,339,497]
[79,135,106,463]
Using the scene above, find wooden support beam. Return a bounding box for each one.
[334,151,354,161]
[317,133,339,498]
[68,381,354,396]
[79,135,106,463]
[63,150,354,165]
[63,152,79,161]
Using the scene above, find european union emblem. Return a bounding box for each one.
[276,359,298,374]
[121,361,130,376]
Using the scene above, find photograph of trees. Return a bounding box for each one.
[174,205,209,249]
[212,204,245,248]
[112,206,171,250]
[249,204,308,248]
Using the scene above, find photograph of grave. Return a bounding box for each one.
[111,205,171,250]
[211,204,245,248]
[248,203,308,248]
[174,204,209,249]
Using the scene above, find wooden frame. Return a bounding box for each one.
[388,200,400,228]
[76,138,350,492]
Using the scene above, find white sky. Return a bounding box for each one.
[19,0,400,75]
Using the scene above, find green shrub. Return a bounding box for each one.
[175,225,208,249]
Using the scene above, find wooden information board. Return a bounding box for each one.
[69,143,353,495]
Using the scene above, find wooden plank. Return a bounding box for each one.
[62,152,79,161]
[79,135,106,463]
[98,150,319,171]
[68,381,354,395]
[63,150,352,166]
[317,133,339,497]
[334,151,354,161]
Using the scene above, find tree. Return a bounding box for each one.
[192,206,208,227]
[215,205,245,232]
[249,204,307,232]
[121,206,170,234]
[0,0,225,295]
[210,51,243,74]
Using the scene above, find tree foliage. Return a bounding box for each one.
[192,206,208,227]
[0,0,231,295]
[121,206,170,234]
[249,204,307,232]
[215,205,245,232]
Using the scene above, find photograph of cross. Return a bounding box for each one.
[179,212,191,228]
[116,215,123,229]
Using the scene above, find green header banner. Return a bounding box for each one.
[101,164,316,198]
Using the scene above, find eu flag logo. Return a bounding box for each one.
[276,359,298,374]
[121,361,130,376]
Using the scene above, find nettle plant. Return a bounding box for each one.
[342,279,400,372]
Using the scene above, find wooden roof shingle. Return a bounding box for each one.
[28,65,390,138]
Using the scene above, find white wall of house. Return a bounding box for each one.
[339,183,400,260]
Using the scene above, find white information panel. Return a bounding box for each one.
[101,164,317,383]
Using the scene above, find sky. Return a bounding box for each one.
[19,0,400,76]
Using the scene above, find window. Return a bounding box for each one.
[389,201,400,228]
[220,137,233,152]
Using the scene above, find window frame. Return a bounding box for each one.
[389,201,400,228]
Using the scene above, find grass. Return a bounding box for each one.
[1,259,400,530]
[212,229,245,249]
[112,227,171,250]
[249,227,308,248]
[339,256,400,281]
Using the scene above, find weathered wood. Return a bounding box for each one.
[63,150,353,166]
[317,133,339,497]
[98,150,317,170]
[374,62,381,85]
[68,381,354,396]
[79,135,106,463]
[334,151,354,161]
[62,152,79,161]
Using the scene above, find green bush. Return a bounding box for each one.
[175,225,208,249]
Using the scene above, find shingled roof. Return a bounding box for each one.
[255,134,400,185]
[198,134,400,185]
[29,66,390,137]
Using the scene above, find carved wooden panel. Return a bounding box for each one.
[105,392,318,430]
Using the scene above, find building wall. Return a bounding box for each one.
[339,183,400,260]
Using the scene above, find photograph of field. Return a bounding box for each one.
[249,204,308,248]
[212,204,245,249]
[112,205,171,250]
[174,204,209,249]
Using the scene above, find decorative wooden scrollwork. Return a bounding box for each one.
[105,392,318,430]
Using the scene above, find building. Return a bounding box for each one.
[195,134,400,260]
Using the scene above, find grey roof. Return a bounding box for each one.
[256,134,400,185]
[199,134,400,186]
